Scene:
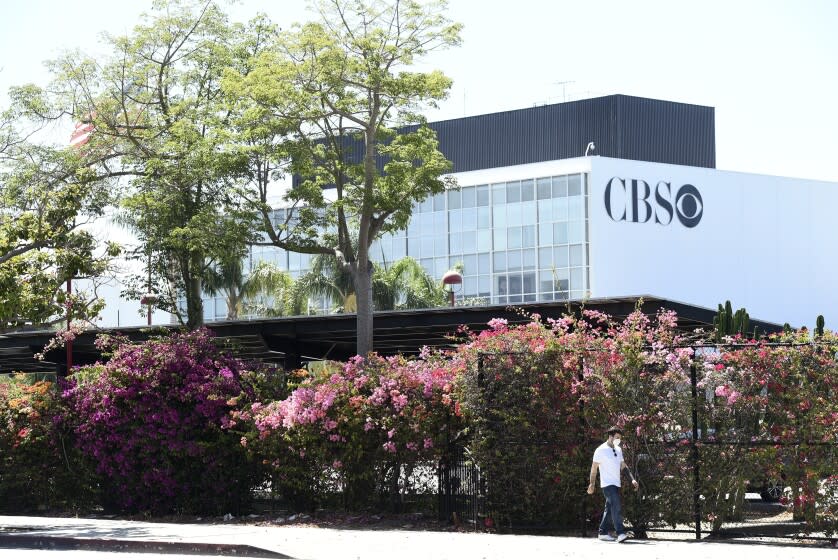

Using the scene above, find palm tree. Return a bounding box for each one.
[372,257,447,310]
[292,254,447,314]
[203,259,294,320]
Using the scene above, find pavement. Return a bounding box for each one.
[1,515,837,560]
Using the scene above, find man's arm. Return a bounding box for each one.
[621,460,639,489]
[587,462,599,494]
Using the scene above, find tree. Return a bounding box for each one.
[227,0,462,355]
[46,0,258,329]
[204,258,295,320]
[0,98,118,331]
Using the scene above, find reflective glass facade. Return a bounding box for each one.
[202,172,590,320]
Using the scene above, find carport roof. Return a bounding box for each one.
[0,295,782,374]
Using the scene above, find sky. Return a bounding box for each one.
[2,0,837,325]
[3,0,838,181]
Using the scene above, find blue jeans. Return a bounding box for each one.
[599,485,625,535]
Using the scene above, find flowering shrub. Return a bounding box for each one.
[0,375,94,512]
[238,352,461,510]
[61,328,279,514]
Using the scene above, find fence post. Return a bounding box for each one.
[578,354,587,538]
[690,358,702,540]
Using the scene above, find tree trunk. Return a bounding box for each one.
[184,250,204,330]
[354,260,374,357]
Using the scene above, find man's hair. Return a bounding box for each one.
[606,426,622,436]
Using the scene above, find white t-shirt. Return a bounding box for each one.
[593,442,623,487]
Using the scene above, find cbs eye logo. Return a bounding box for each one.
[604,177,703,228]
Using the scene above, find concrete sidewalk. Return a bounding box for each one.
[0,515,836,560]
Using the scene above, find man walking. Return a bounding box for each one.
[587,426,638,542]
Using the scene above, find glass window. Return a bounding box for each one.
[478,206,491,229]
[430,258,444,278]
[539,247,553,267]
[448,189,461,210]
[554,246,569,267]
[522,200,536,223]
[539,222,552,245]
[478,252,490,274]
[568,174,582,196]
[523,272,536,295]
[554,222,569,244]
[521,179,534,202]
[495,274,508,296]
[420,236,433,257]
[462,207,477,231]
[492,205,507,229]
[553,197,569,221]
[449,232,462,255]
[523,248,536,270]
[570,267,584,291]
[493,251,507,272]
[508,274,522,302]
[477,230,492,252]
[491,183,506,204]
[507,202,522,227]
[407,239,420,258]
[433,211,447,232]
[433,192,445,211]
[506,181,521,203]
[479,275,491,295]
[476,185,490,206]
[449,255,460,268]
[568,195,583,220]
[392,237,406,259]
[449,208,462,232]
[434,234,448,255]
[537,177,552,200]
[493,228,507,251]
[508,226,522,249]
[462,186,476,208]
[462,231,476,253]
[419,197,433,213]
[507,250,521,271]
[421,258,433,276]
[553,175,568,198]
[463,276,477,298]
[569,244,584,267]
[463,254,477,275]
[568,220,585,244]
[538,199,553,223]
[522,225,536,247]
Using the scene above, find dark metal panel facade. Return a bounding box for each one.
[295,94,715,186]
[425,94,715,172]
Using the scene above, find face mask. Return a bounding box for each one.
[613,438,621,447]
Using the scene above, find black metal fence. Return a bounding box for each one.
[438,344,838,540]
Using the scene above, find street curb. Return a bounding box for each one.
[0,533,293,558]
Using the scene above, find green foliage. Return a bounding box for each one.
[226,0,462,354]
[816,315,825,337]
[0,103,117,330]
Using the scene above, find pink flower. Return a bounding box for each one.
[487,318,508,331]
[383,441,397,453]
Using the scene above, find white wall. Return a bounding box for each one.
[587,157,838,329]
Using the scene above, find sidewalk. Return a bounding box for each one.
[0,515,836,560]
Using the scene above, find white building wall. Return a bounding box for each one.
[586,157,838,329]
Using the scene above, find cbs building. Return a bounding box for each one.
[237,95,835,329]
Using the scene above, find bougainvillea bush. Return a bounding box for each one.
[61,328,281,514]
[0,375,95,512]
[236,352,462,511]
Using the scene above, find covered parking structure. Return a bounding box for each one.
[0,296,781,375]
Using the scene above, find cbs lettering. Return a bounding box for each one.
[604,177,703,228]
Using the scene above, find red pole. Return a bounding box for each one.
[147,304,152,326]
[66,278,72,374]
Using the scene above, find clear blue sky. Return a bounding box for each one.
[2,0,838,181]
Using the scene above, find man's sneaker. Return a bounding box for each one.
[598,534,616,541]
[616,533,629,543]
